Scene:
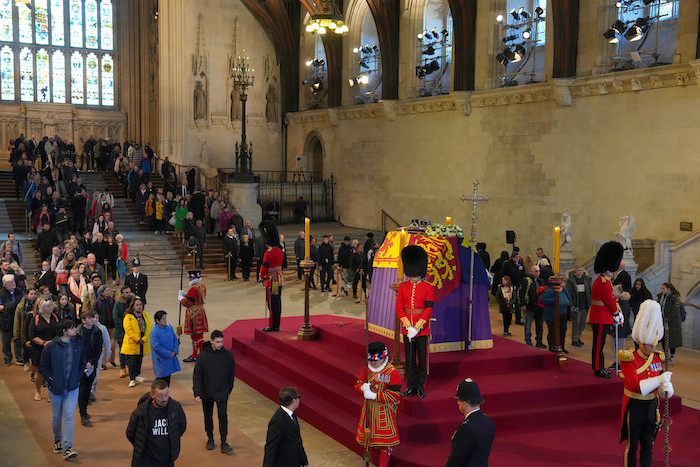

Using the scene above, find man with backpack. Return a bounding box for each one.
[520,265,546,349]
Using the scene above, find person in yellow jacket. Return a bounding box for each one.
[155,195,164,234]
[121,298,152,388]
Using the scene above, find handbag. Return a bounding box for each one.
[168,214,176,227]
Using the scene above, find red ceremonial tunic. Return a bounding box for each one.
[619,348,664,438]
[180,283,209,335]
[395,280,434,337]
[589,275,617,325]
[354,362,401,448]
[260,247,285,291]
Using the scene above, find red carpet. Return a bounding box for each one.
[225,315,700,466]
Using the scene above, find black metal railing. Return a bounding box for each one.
[258,178,333,225]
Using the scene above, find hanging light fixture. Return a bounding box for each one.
[305,0,349,35]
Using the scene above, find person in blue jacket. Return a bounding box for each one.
[540,280,572,353]
[149,310,181,386]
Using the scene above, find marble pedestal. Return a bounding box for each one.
[560,245,576,273]
[225,182,262,228]
[621,251,638,282]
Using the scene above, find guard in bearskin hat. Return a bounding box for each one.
[590,241,624,378]
[619,300,673,467]
[179,270,209,362]
[259,221,285,332]
[354,341,401,467]
[396,244,433,398]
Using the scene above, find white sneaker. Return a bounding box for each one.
[128,380,136,387]
[135,375,145,382]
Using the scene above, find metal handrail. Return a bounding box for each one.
[380,210,400,232]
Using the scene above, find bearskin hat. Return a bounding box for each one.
[632,300,664,346]
[402,244,428,278]
[259,221,281,248]
[593,241,623,274]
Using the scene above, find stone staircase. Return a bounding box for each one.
[0,171,41,275]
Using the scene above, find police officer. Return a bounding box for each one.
[124,258,149,304]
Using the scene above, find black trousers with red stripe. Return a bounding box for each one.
[590,323,612,371]
[404,335,428,392]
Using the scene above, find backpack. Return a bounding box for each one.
[535,286,548,311]
[680,303,686,322]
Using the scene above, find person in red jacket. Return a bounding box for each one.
[589,241,624,378]
[396,244,433,399]
[354,341,400,467]
[259,221,285,332]
[179,270,208,362]
[619,299,673,467]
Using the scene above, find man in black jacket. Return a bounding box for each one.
[318,235,334,292]
[193,330,236,453]
[127,379,187,467]
[500,251,524,324]
[263,386,309,467]
[222,228,239,280]
[124,259,148,304]
[77,309,103,427]
[444,378,495,467]
[35,224,59,262]
[293,231,305,280]
[519,265,546,349]
[337,236,352,296]
[239,234,254,281]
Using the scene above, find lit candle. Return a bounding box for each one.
[553,226,561,275]
[304,217,310,259]
[446,217,452,225]
[396,229,407,281]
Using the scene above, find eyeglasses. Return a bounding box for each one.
[292,394,302,400]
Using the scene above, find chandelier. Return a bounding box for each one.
[305,0,349,35]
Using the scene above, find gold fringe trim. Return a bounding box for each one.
[367,323,395,339]
[468,339,494,350]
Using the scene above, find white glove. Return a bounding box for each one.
[363,389,377,400]
[662,372,672,383]
[407,327,418,339]
[360,383,370,393]
[178,290,185,301]
[613,312,624,325]
[660,381,674,398]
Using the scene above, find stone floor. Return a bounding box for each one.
[0,268,698,466]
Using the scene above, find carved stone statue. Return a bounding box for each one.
[615,214,635,252]
[194,81,206,121]
[561,209,572,246]
[265,84,277,123]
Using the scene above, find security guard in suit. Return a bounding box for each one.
[445,378,495,467]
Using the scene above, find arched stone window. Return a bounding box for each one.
[415,0,452,97]
[304,34,328,109]
[0,0,114,106]
[494,0,546,87]
[347,5,381,104]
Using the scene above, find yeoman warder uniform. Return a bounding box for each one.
[179,270,208,362]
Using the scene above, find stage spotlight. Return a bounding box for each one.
[534,6,544,17]
[318,59,325,66]
[417,32,424,40]
[423,45,436,55]
[518,8,530,19]
[359,74,369,85]
[643,0,654,5]
[603,28,618,43]
[430,28,439,39]
[522,29,531,40]
[305,60,313,67]
[513,45,526,62]
[427,60,440,74]
[359,60,369,69]
[615,1,622,7]
[503,35,517,43]
[496,52,508,66]
[415,65,426,78]
[311,78,323,92]
[348,77,358,87]
[372,45,379,52]
[353,47,359,54]
[496,14,504,23]
[624,23,643,41]
[612,20,626,35]
[510,8,519,21]
[442,28,449,38]
[504,47,516,62]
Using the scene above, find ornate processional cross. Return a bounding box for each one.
[460,179,489,244]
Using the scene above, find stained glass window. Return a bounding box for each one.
[1,45,13,100]
[70,51,83,104]
[85,52,98,105]
[100,0,112,50]
[0,1,12,43]
[19,47,33,101]
[70,0,83,48]
[36,0,50,45]
[52,0,65,46]
[101,53,113,105]
[84,0,98,49]
[52,49,66,102]
[36,48,50,102]
[2,1,115,106]
[18,3,32,43]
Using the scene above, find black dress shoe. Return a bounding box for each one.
[594,370,611,378]
[206,438,215,450]
[571,341,583,347]
[272,328,280,332]
[562,348,569,354]
[182,356,197,362]
[400,389,415,397]
[262,327,274,332]
[535,342,547,349]
[416,389,425,399]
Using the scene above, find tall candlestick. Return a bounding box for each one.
[304,217,310,259]
[396,229,407,281]
[446,217,452,225]
[553,226,561,274]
